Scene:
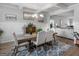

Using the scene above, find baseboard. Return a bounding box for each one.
[56,35,74,41]
[0,39,14,44]
[0,41,14,45]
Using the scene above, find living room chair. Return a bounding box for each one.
[12,32,29,55]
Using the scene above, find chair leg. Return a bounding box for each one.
[36,46,39,55]
[34,45,38,55]
[13,46,18,56]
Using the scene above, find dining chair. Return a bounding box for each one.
[32,31,47,55]
[73,32,79,46]
[43,30,54,51]
[45,30,54,43]
[12,32,29,55]
[32,31,46,46]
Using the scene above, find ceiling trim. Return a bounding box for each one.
[49,4,78,16]
[35,3,57,13]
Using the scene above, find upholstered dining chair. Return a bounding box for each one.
[32,31,47,55]
[12,32,29,55]
[44,30,54,50]
[32,31,46,47]
[45,30,54,43]
[74,32,79,45]
[32,31,46,50]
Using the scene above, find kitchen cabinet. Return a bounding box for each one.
[55,28,74,40]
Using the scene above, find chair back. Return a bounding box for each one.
[46,30,53,42]
[13,32,18,46]
[36,31,46,45]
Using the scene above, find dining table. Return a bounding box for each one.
[17,33,37,51]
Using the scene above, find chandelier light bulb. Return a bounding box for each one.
[40,14,44,17]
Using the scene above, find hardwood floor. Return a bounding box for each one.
[0,42,14,56]
[0,36,79,56]
[56,36,79,56]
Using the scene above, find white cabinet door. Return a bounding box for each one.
[65,29,74,39]
[56,28,74,39]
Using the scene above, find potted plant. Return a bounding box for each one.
[0,29,3,36]
[37,28,42,32]
[28,23,33,27]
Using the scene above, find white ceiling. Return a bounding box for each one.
[13,3,77,15]
[14,3,53,10]
[58,10,74,17]
[0,3,77,17]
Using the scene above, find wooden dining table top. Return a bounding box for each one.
[17,33,37,44]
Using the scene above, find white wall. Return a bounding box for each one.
[74,4,79,33]
[0,4,47,43]
[52,16,67,27]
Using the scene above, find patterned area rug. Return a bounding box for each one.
[11,41,75,56]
